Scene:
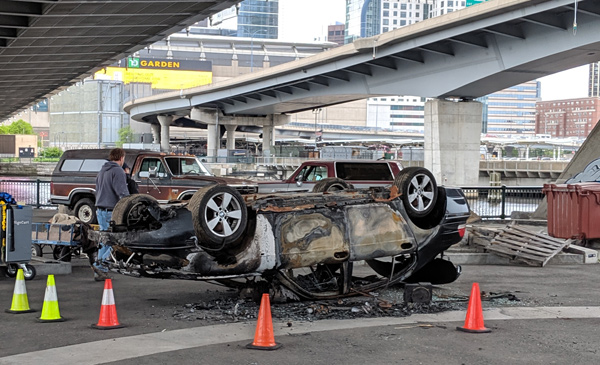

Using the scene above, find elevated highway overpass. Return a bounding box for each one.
[124,0,600,186]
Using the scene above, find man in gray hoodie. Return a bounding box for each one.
[93,148,130,281]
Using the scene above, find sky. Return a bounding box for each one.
[278,0,589,102]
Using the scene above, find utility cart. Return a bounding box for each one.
[31,222,83,262]
[1,193,36,280]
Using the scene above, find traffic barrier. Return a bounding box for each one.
[457,282,491,333]
[38,275,65,322]
[6,268,35,314]
[91,279,124,329]
[246,293,281,350]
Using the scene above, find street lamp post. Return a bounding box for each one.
[312,108,322,142]
[250,29,266,72]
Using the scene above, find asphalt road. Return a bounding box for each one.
[0,208,597,364]
[0,259,599,364]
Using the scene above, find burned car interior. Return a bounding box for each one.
[89,167,470,301]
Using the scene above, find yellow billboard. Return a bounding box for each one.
[94,58,212,90]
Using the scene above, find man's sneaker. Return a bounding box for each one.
[94,272,111,281]
[92,266,111,281]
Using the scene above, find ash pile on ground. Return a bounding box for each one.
[172,286,526,325]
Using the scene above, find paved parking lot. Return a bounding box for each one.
[1,260,599,364]
[1,208,597,363]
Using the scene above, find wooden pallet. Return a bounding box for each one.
[487,225,570,266]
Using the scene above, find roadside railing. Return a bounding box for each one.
[461,186,544,219]
[0,178,545,219]
[0,179,53,207]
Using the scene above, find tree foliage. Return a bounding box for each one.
[116,126,134,147]
[0,119,35,135]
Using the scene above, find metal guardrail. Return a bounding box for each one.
[461,186,544,220]
[0,178,544,219]
[0,179,52,207]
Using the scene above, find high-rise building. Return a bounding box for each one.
[209,0,279,39]
[346,0,434,44]
[345,0,381,44]
[429,0,466,17]
[482,81,540,135]
[589,62,600,97]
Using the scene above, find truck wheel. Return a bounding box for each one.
[112,194,160,229]
[312,178,352,192]
[74,198,97,224]
[188,185,248,249]
[393,167,437,219]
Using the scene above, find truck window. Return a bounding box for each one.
[165,157,211,176]
[60,159,106,172]
[296,165,328,182]
[139,158,167,178]
[336,163,392,181]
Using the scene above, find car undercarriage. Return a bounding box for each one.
[89,167,470,301]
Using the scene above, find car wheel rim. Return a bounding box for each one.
[204,192,243,237]
[80,205,92,222]
[407,173,435,212]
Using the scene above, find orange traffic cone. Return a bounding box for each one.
[246,293,282,350]
[91,279,124,330]
[6,269,35,314]
[457,282,491,333]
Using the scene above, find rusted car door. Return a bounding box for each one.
[135,157,173,202]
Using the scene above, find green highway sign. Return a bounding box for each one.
[466,0,489,6]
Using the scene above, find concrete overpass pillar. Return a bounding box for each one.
[207,124,218,158]
[262,125,273,157]
[225,125,236,150]
[157,116,171,152]
[151,124,160,144]
[424,100,482,186]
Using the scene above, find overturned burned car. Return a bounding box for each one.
[90,167,469,300]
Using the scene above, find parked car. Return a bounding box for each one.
[256,160,403,193]
[89,166,470,300]
[50,149,258,224]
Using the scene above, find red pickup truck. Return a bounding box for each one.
[50,149,258,224]
[256,160,403,193]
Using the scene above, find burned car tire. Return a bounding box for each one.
[74,198,97,224]
[189,184,248,249]
[112,194,160,229]
[394,167,437,219]
[312,177,352,192]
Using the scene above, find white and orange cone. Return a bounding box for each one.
[91,279,124,329]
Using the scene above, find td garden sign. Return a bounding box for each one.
[95,57,212,90]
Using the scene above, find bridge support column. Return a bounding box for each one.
[424,100,482,186]
[262,124,273,157]
[157,116,171,152]
[151,124,160,144]
[225,125,236,150]
[207,123,218,158]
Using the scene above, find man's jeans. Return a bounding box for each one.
[95,209,113,273]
